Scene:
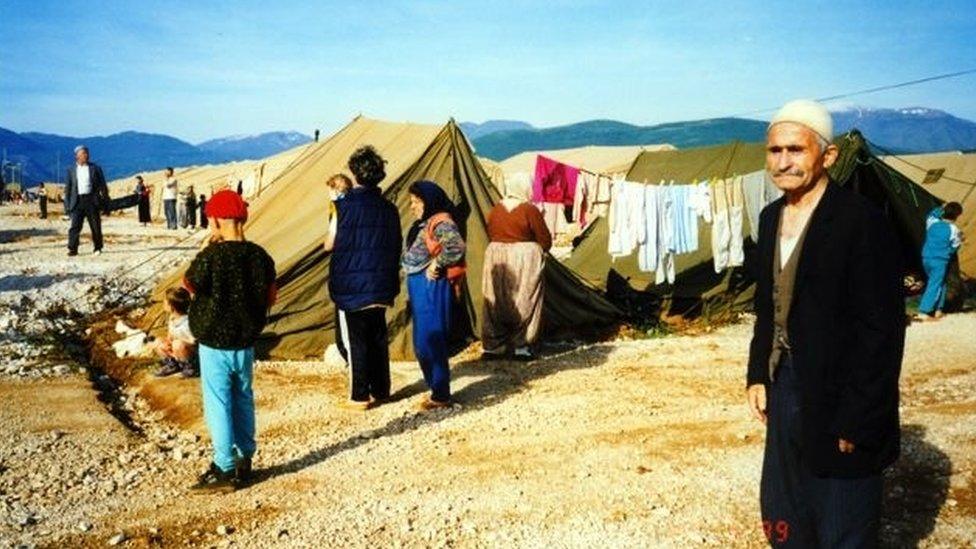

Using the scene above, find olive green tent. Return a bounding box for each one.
[143,116,620,360]
[563,131,943,318]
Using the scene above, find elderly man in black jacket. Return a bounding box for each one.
[746,100,905,547]
[65,145,110,256]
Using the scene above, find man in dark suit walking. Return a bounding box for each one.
[746,100,905,547]
[65,145,110,256]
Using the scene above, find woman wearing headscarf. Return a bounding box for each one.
[402,181,466,409]
[482,173,551,361]
[135,175,152,226]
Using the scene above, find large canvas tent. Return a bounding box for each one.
[881,151,976,277]
[143,116,620,360]
[563,131,943,318]
[108,143,312,219]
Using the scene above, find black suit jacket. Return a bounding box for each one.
[747,182,905,478]
[64,162,109,213]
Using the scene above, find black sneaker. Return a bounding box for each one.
[235,456,253,484]
[155,358,182,377]
[190,463,236,494]
[67,250,78,257]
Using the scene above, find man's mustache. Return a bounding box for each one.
[773,169,805,177]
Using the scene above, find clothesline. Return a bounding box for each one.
[607,171,782,284]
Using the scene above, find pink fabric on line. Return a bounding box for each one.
[532,155,579,205]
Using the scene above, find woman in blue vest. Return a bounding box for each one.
[402,181,466,410]
[918,201,964,321]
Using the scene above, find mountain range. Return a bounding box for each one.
[4,106,974,186]
[471,107,976,160]
[0,130,310,185]
[459,120,535,140]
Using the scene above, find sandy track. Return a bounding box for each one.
[1,205,974,548]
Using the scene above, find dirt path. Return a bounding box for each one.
[1,205,974,548]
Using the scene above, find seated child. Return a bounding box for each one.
[154,287,198,377]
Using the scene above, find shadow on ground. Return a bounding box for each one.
[250,345,615,484]
[0,273,90,293]
[881,424,951,548]
[0,228,59,244]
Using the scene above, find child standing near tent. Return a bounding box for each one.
[323,174,353,364]
[183,189,277,493]
[918,202,964,320]
[154,287,198,378]
[323,174,352,252]
[402,181,466,409]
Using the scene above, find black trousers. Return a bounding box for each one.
[333,308,348,363]
[760,354,883,547]
[39,197,47,219]
[337,307,390,402]
[67,195,103,253]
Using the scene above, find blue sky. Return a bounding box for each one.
[2,0,975,142]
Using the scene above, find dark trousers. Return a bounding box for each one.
[337,307,390,402]
[334,308,348,363]
[39,197,47,219]
[67,195,103,253]
[760,354,883,548]
[163,199,177,229]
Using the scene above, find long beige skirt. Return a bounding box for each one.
[481,241,545,353]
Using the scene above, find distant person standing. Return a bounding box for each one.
[236,180,244,196]
[65,145,109,256]
[135,175,152,226]
[0,170,5,205]
[178,183,190,228]
[314,129,320,142]
[917,202,964,321]
[329,146,402,410]
[37,183,48,219]
[199,194,209,229]
[185,184,198,229]
[162,167,178,229]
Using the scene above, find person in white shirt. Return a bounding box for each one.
[65,145,109,256]
[162,167,179,229]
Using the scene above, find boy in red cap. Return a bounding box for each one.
[182,189,277,493]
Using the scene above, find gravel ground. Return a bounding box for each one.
[1,204,974,548]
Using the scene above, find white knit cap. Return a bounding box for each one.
[768,99,833,142]
[504,172,531,201]
[74,145,88,154]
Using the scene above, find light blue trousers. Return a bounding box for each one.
[199,344,256,472]
[919,257,948,315]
